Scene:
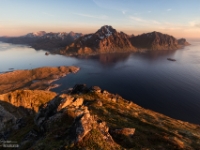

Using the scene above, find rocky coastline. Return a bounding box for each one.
[0,66,79,94]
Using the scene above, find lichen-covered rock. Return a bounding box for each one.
[57,94,75,111]
[111,128,135,137]
[70,107,96,142]
[96,99,103,106]
[70,106,114,144]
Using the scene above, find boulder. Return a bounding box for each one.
[57,95,84,111]
[90,86,101,93]
[70,107,95,142]
[96,99,103,106]
[71,84,88,94]
[111,128,135,137]
[57,95,75,111]
[69,106,114,144]
[71,98,84,107]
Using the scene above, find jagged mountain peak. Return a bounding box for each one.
[99,25,115,31]
[69,31,75,36]
[60,25,136,55]
[33,31,46,36]
[95,25,117,39]
[26,31,46,38]
[140,31,174,38]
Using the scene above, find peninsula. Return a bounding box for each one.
[0,66,79,94]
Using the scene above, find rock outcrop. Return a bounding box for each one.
[0,90,56,140]
[110,128,135,137]
[60,25,136,55]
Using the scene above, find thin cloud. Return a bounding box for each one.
[122,10,126,14]
[150,20,161,25]
[129,16,161,25]
[167,8,171,11]
[148,11,152,13]
[129,16,146,22]
[42,12,55,17]
[72,13,108,20]
[93,0,129,16]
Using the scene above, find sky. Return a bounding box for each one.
[0,0,200,38]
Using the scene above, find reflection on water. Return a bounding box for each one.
[90,53,132,65]
[1,41,200,124]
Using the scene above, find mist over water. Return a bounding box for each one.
[0,41,200,124]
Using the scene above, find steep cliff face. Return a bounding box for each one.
[60,25,136,55]
[129,31,181,51]
[0,90,56,133]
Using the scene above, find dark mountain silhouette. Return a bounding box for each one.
[0,31,83,51]
[129,31,186,51]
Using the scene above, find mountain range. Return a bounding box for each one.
[0,31,82,51]
[0,25,190,55]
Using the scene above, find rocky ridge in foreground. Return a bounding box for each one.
[0,84,199,149]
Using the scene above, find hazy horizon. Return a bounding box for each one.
[1,0,200,38]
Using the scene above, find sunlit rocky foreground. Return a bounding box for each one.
[0,84,199,149]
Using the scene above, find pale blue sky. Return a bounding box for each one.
[0,0,200,38]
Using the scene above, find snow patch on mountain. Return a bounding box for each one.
[105,26,112,37]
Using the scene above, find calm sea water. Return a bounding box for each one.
[0,41,200,124]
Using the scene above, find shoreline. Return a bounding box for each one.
[0,66,80,94]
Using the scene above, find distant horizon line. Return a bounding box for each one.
[1,28,200,39]
[0,25,200,39]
